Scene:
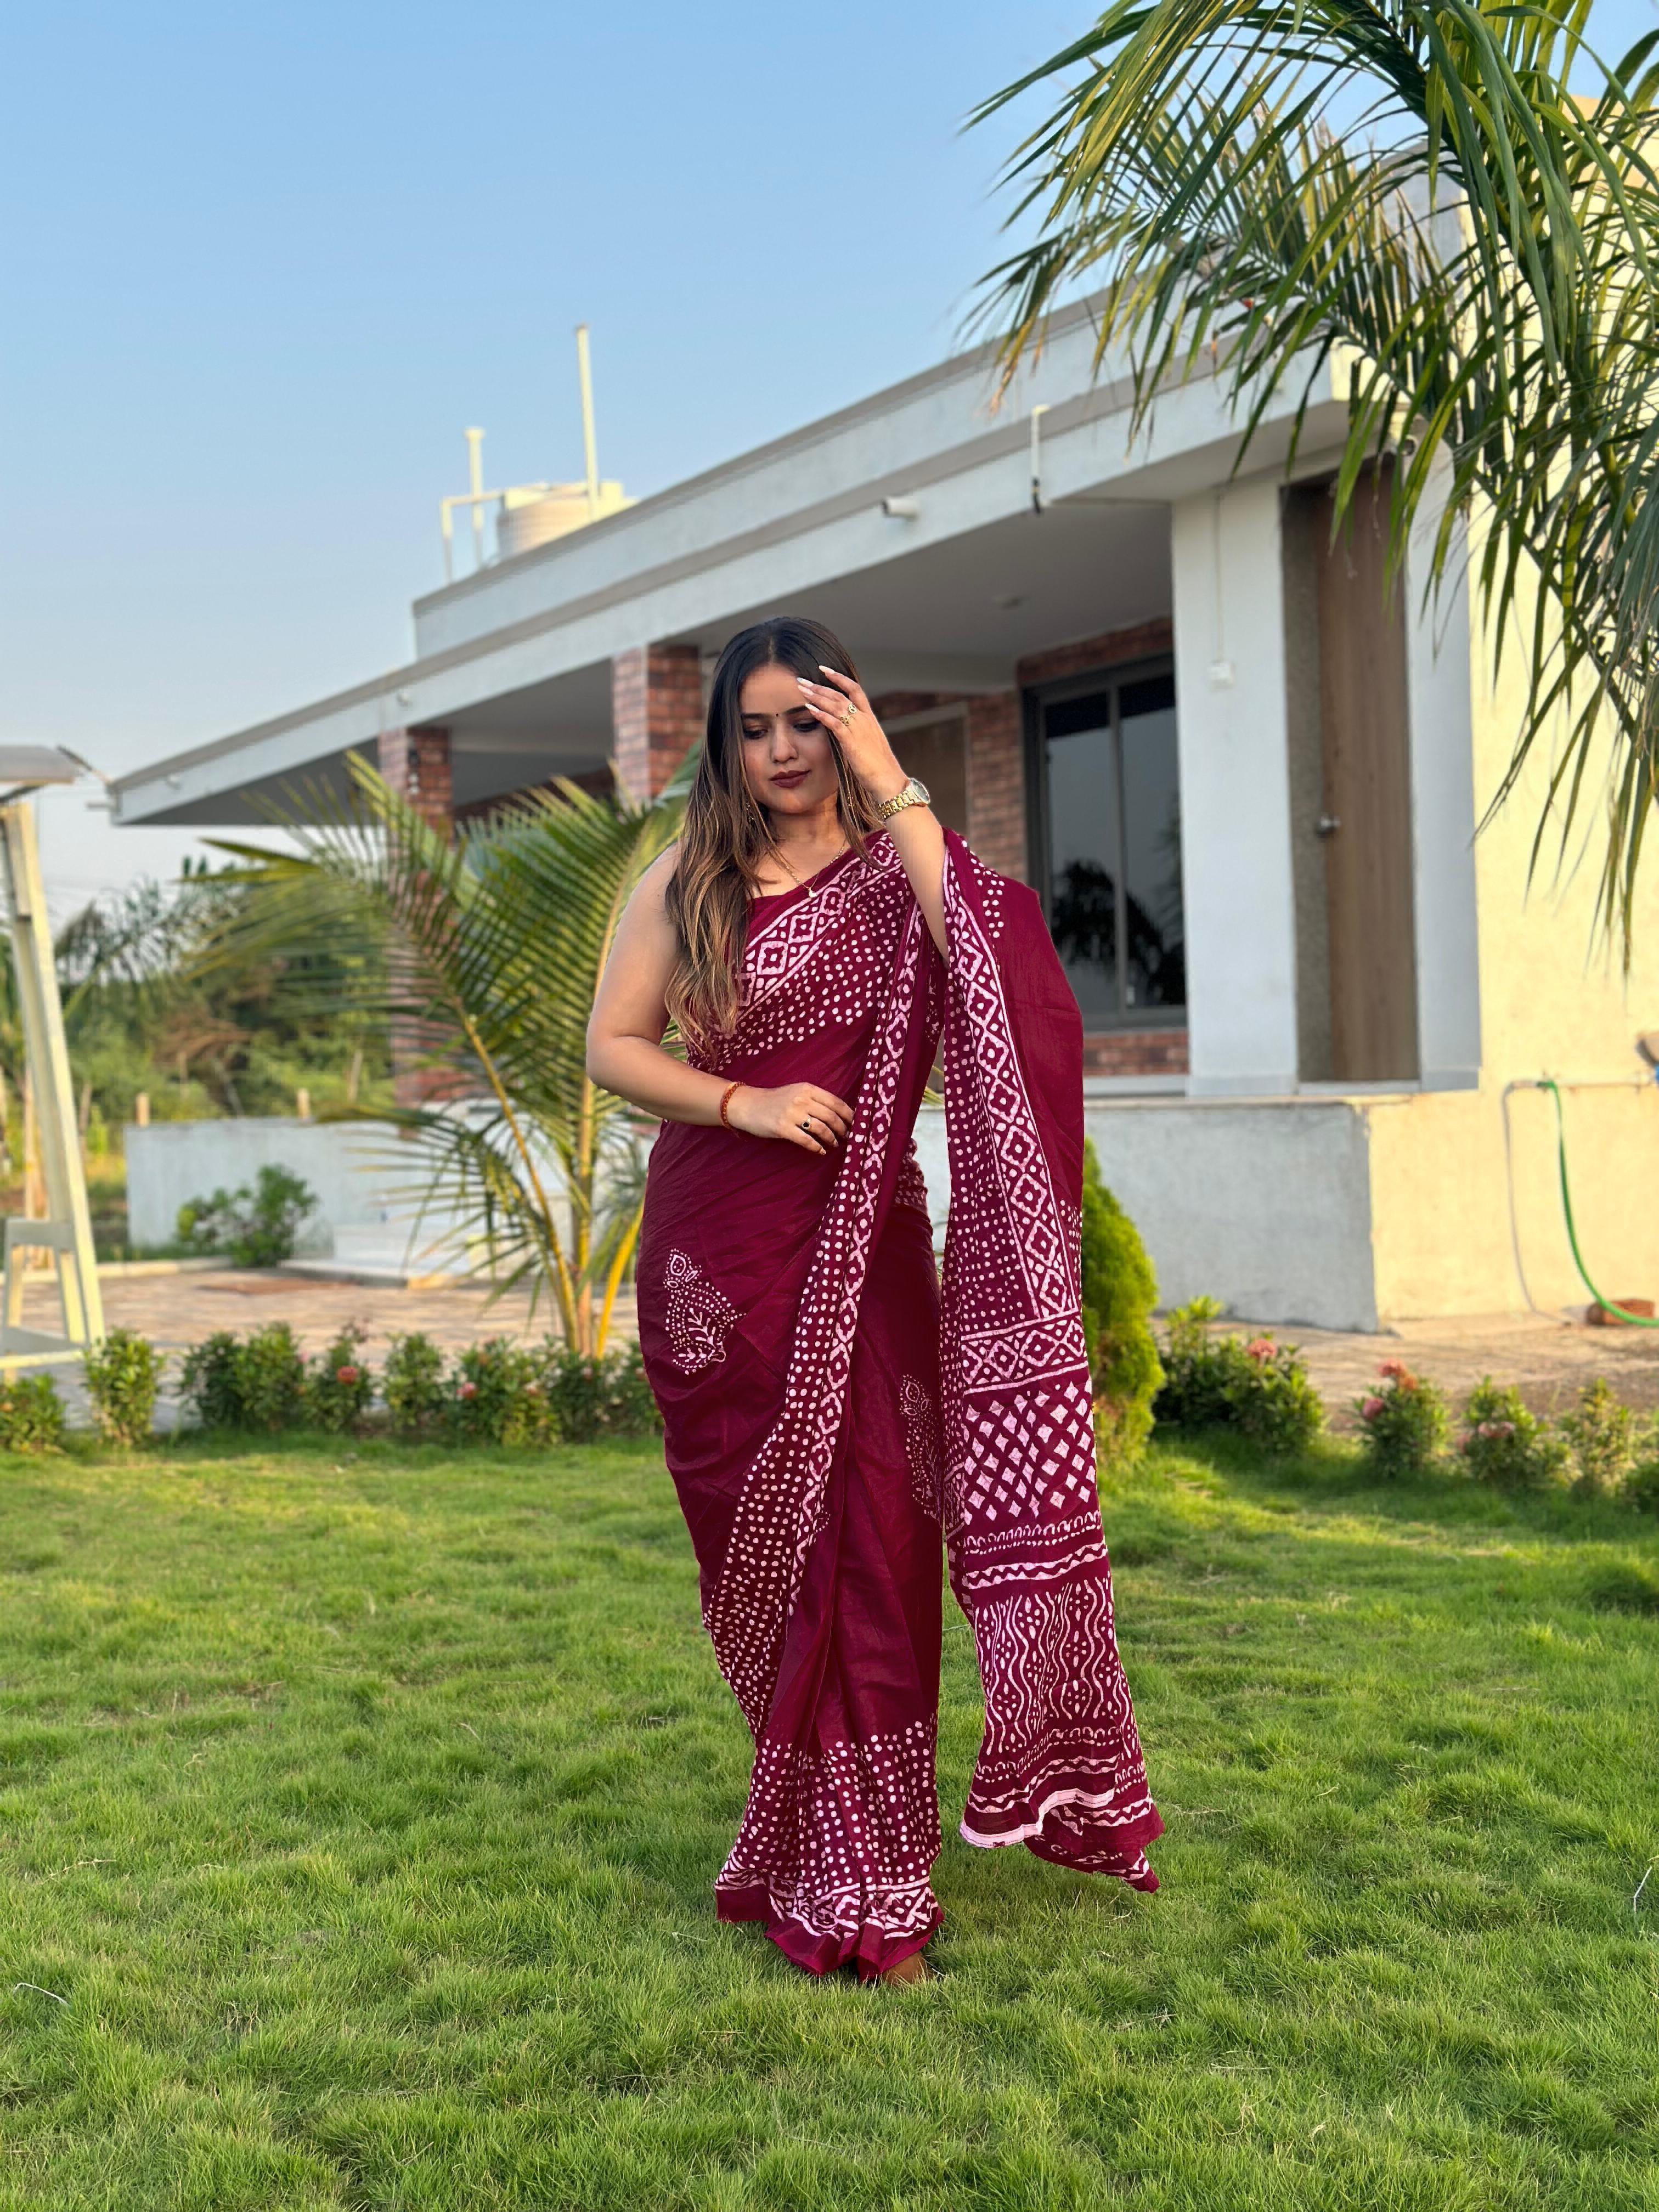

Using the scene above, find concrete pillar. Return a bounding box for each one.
[1171,478,1300,1096]
[376,727,453,835]
[611,644,702,803]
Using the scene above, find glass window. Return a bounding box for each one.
[1037,667,1184,1025]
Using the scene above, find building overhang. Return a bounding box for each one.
[114,300,1351,827]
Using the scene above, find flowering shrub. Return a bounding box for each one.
[1155,1301,1324,1457]
[1354,1358,1449,1480]
[383,1333,447,1440]
[538,1342,662,1443]
[82,1328,166,1446]
[1558,1377,1640,1499]
[0,1373,67,1454]
[177,1331,244,1429]
[449,1339,554,1447]
[305,1324,374,1434]
[1459,1378,1569,1489]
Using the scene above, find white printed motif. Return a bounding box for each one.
[900,1374,941,1522]
[663,1249,738,1374]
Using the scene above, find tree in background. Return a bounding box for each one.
[200,754,685,1354]
[975,0,1659,947]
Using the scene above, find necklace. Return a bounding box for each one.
[771,838,846,899]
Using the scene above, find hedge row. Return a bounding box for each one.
[0,1324,662,1453]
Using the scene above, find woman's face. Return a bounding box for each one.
[737,661,840,819]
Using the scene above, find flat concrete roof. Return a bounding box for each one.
[114,297,1347,827]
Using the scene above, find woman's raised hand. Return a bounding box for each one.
[794,667,907,804]
[726,1081,854,1156]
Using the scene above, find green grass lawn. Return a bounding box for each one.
[1,1430,1656,2211]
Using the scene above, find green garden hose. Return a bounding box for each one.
[1538,1077,1659,1327]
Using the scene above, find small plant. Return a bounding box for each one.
[178,1331,244,1429]
[383,1333,447,1440]
[232,1323,307,1432]
[1558,1378,1638,1499]
[1155,1301,1324,1457]
[1459,1378,1570,1489]
[178,1164,317,1268]
[1079,1140,1162,1468]
[82,1329,166,1446]
[305,1324,373,1434]
[449,1339,552,1447]
[1355,1359,1449,1480]
[537,1341,664,1443]
[1623,1446,1659,1515]
[0,1373,66,1454]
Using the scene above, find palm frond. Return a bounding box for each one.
[972,0,1659,951]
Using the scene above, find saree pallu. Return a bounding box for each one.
[637,832,1161,1978]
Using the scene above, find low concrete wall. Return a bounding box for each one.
[125,1118,415,1256]
[912,1094,1379,1331]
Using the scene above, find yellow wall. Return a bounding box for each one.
[1367,550,1659,1319]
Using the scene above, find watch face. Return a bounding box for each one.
[912,778,930,804]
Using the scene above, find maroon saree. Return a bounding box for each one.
[636,831,1160,1977]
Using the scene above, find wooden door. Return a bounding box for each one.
[1316,464,1419,1081]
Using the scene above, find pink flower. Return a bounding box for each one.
[1361,1395,1386,1421]
[335,1364,360,1385]
[1379,1359,1414,1386]
[459,1380,478,1400]
[1245,1338,1276,1363]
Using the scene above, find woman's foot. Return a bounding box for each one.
[879,1951,932,1986]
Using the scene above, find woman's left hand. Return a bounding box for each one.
[795,667,908,806]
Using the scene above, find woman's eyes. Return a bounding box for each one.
[741,716,819,738]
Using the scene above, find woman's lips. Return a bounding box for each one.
[770,770,808,788]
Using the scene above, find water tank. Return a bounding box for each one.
[495,481,632,560]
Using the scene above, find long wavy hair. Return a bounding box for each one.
[664,615,882,1042]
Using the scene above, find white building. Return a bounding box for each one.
[114,299,1659,1329]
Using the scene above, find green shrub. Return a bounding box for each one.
[82,1329,165,1446]
[305,1324,373,1435]
[1558,1378,1639,1499]
[178,1332,243,1429]
[1459,1378,1570,1489]
[1079,1139,1162,1468]
[1355,1359,1449,1479]
[1155,1300,1324,1457]
[177,1164,317,1267]
[1624,1450,1659,1514]
[383,1333,447,1440]
[449,1339,552,1447]
[0,1373,66,1454]
[232,1323,307,1432]
[538,1341,664,1443]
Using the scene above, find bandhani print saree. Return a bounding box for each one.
[636,830,1161,1978]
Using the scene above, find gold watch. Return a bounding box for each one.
[874,775,930,823]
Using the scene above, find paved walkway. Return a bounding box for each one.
[20,1267,1659,1432]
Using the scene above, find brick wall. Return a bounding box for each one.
[612,643,703,802]
[376,727,453,833]
[1081,1028,1189,1078]
[1016,618,1173,690]
[965,693,1025,880]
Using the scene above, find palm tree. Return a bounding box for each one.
[202,755,685,1353]
[974,0,1659,948]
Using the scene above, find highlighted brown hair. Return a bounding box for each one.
[664,616,881,1041]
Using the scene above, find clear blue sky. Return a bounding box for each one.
[2,0,1652,913]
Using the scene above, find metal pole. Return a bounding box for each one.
[465,426,486,571]
[576,325,601,516]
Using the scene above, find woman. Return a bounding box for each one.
[587,616,1160,1984]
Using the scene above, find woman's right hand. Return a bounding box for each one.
[725,1081,854,1156]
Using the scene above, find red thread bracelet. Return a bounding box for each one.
[718,1081,741,1130]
